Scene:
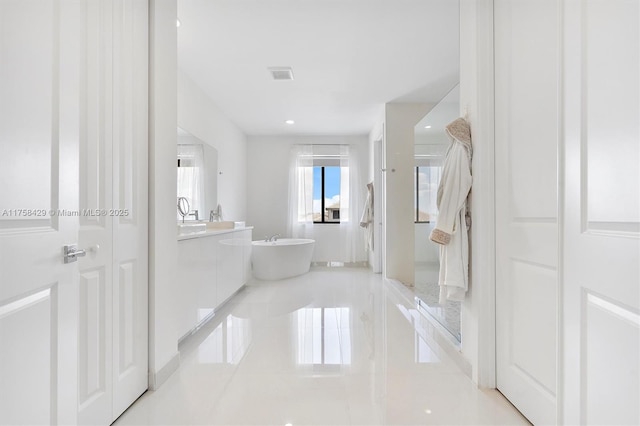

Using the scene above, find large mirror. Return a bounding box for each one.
[177,127,218,221]
[413,84,460,341]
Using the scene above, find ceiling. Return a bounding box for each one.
[177,0,460,136]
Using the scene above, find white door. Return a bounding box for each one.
[75,1,115,422]
[562,0,640,424]
[0,1,148,425]
[0,1,82,424]
[494,0,560,424]
[76,0,148,424]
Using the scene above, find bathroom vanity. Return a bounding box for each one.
[177,226,253,340]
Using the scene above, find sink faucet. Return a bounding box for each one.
[210,204,223,222]
[265,233,280,242]
[188,210,199,221]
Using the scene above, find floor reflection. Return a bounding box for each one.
[114,268,526,426]
[296,307,351,366]
[395,304,441,364]
[197,314,251,364]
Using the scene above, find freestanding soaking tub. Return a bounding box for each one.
[251,238,315,280]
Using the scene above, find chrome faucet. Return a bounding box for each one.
[265,233,280,242]
[210,204,223,222]
[188,209,199,221]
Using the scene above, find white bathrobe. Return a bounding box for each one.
[429,118,472,304]
[359,183,374,251]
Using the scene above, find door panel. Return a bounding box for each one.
[494,0,559,424]
[77,0,115,423]
[583,0,639,232]
[0,289,57,425]
[0,0,56,225]
[111,0,148,418]
[78,0,149,422]
[77,267,112,423]
[0,0,81,424]
[509,261,557,394]
[117,261,136,373]
[583,294,639,424]
[563,1,640,424]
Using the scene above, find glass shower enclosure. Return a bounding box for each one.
[413,84,461,342]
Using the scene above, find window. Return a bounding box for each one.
[414,165,442,223]
[177,144,205,220]
[313,166,341,223]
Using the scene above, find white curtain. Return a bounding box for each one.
[177,144,205,220]
[287,144,364,263]
[287,145,315,239]
[339,145,363,263]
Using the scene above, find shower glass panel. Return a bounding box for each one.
[414,84,461,342]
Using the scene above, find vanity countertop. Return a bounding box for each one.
[177,226,253,241]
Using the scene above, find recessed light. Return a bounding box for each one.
[285,120,295,125]
[424,125,432,129]
[176,18,181,27]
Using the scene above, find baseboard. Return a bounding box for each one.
[148,351,180,390]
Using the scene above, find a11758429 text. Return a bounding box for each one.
[1,209,130,217]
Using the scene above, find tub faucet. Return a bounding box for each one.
[265,233,280,242]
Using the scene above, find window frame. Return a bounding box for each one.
[313,166,341,224]
[414,165,441,224]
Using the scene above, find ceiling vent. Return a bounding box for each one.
[268,67,294,81]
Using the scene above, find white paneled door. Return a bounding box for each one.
[78,0,149,423]
[0,2,81,424]
[496,0,639,424]
[494,0,560,424]
[0,1,148,425]
[562,0,640,424]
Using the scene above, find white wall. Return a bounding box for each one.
[178,70,247,222]
[246,135,369,263]
[149,0,180,389]
[458,0,496,387]
[384,103,434,286]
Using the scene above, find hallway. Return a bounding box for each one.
[115,268,526,425]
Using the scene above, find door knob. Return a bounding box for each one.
[63,244,87,264]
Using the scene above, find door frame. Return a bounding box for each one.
[470,1,566,423]
[373,134,384,274]
[459,0,498,390]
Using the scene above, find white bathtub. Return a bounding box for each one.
[251,238,315,280]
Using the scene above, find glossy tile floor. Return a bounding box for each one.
[116,268,528,425]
